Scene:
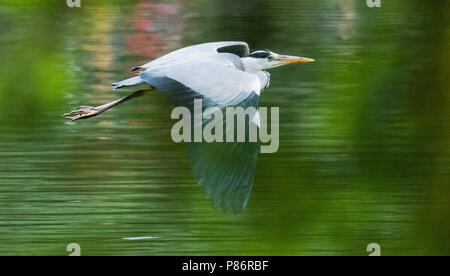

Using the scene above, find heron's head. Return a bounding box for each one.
[242,50,314,71]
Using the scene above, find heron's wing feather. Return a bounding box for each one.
[140,58,261,106]
[187,94,259,213]
[140,61,260,213]
[216,42,250,57]
[140,42,250,70]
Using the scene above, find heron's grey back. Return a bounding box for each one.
[139,41,250,70]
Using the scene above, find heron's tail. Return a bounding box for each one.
[112,76,153,91]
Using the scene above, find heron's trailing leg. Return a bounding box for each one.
[64,90,148,121]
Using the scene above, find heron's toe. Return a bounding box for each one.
[63,106,98,121]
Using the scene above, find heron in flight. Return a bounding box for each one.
[64,42,314,213]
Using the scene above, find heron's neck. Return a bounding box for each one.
[256,71,271,91]
[241,57,265,72]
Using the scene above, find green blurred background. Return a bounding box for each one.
[0,0,448,255]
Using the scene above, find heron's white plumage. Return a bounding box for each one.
[112,42,272,213]
[140,41,250,70]
[140,55,262,106]
[112,76,152,91]
[114,41,269,98]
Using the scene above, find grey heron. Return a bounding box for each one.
[64,41,314,213]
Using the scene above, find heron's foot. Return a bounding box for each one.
[63,106,100,121]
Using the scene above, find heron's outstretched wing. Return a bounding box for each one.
[140,59,261,213]
[186,94,259,214]
[138,42,250,71]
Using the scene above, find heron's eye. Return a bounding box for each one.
[267,56,273,61]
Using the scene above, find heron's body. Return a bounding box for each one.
[65,41,314,213]
[113,42,272,97]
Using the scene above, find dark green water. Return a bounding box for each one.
[0,0,448,255]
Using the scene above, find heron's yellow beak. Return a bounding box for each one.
[277,55,315,64]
